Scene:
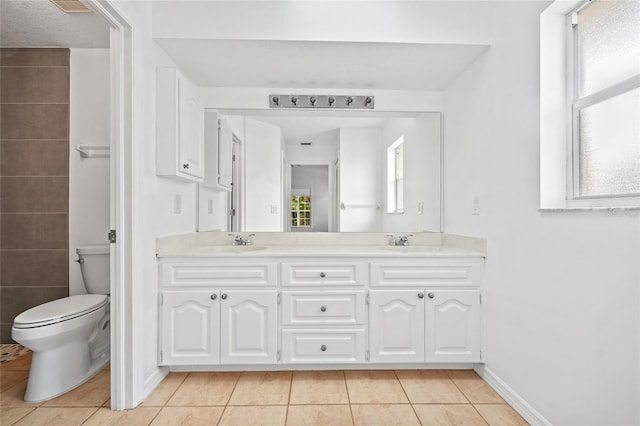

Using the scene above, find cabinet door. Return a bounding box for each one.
[178,76,204,179]
[425,290,481,363]
[369,290,425,363]
[220,290,277,364]
[160,291,219,365]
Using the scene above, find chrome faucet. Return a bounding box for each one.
[387,234,413,246]
[229,233,255,246]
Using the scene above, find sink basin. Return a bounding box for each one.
[200,245,268,253]
[377,245,443,253]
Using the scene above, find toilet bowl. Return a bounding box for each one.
[12,244,111,402]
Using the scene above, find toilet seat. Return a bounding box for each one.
[13,295,108,329]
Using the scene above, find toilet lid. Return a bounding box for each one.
[13,295,108,329]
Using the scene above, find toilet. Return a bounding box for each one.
[12,244,111,402]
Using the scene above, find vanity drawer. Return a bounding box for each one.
[370,262,481,286]
[281,291,366,325]
[160,262,277,287]
[281,262,366,286]
[281,329,365,363]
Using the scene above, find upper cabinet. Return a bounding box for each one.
[203,111,233,191]
[156,67,204,182]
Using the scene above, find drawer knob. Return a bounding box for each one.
[210,294,217,300]
[428,292,435,299]
[417,292,424,299]
[221,293,228,300]
[320,272,326,278]
[321,345,327,352]
[182,163,190,169]
[320,306,327,312]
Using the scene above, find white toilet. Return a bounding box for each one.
[12,244,111,402]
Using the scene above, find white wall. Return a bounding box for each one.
[443,2,640,425]
[68,48,111,295]
[338,127,383,232]
[244,118,283,231]
[291,165,329,232]
[381,114,441,233]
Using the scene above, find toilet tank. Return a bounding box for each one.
[76,245,110,295]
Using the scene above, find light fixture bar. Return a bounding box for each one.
[269,95,375,109]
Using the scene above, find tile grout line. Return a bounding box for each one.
[78,406,101,425]
[393,369,423,426]
[446,370,492,425]
[284,370,294,426]
[216,371,242,426]
[343,370,356,426]
[6,406,36,426]
[161,371,189,407]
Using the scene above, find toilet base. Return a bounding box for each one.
[24,340,110,403]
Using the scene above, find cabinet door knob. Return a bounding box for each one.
[428,292,435,299]
[320,345,327,352]
[182,163,190,169]
[319,272,326,278]
[221,293,227,300]
[320,306,327,312]
[210,294,217,300]
[418,292,424,299]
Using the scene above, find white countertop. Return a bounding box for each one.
[156,232,486,258]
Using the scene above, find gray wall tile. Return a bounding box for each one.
[1,67,69,104]
[0,286,69,323]
[0,104,68,140]
[1,177,68,212]
[1,250,68,286]
[1,213,68,249]
[0,140,68,177]
[0,48,69,67]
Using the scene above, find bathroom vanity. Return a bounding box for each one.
[156,233,485,370]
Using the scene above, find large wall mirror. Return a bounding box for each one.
[198,109,442,233]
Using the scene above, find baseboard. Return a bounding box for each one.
[474,365,552,426]
[142,366,169,403]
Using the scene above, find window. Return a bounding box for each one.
[291,190,311,228]
[387,136,404,213]
[568,0,640,201]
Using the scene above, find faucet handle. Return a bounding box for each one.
[246,234,256,245]
[386,233,396,246]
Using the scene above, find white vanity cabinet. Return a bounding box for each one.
[158,256,484,368]
[156,67,205,182]
[159,261,278,366]
[369,261,483,363]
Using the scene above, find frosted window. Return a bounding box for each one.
[579,88,640,197]
[577,0,640,97]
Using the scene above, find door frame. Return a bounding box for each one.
[288,161,334,232]
[85,0,134,410]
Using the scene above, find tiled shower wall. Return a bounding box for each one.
[0,48,70,343]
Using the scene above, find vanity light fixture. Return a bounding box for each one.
[269,94,374,109]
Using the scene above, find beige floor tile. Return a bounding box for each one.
[0,380,42,408]
[351,404,420,426]
[447,371,504,404]
[219,405,287,426]
[150,406,224,426]
[228,371,292,406]
[167,372,239,406]
[1,370,30,392]
[289,371,349,405]
[396,370,468,404]
[43,370,110,407]
[13,407,98,426]
[286,404,353,426]
[1,406,36,425]
[0,354,32,371]
[413,404,488,426]
[344,371,408,404]
[474,404,528,425]
[83,406,161,425]
[141,372,188,406]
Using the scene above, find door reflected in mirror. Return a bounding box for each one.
[198,110,442,233]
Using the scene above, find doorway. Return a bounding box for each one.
[289,165,330,232]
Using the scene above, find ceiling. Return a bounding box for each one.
[0,0,110,48]
[156,38,488,90]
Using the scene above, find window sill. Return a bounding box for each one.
[539,206,640,212]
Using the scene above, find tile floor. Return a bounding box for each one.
[1,352,528,425]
